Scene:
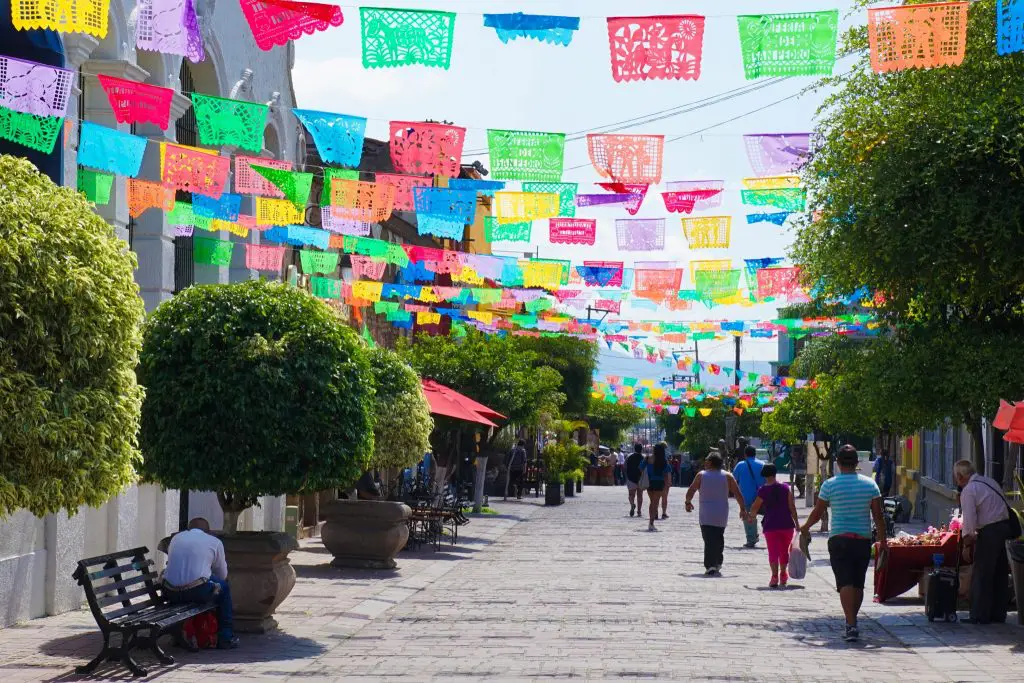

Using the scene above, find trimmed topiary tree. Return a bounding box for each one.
[0,155,145,518]
[138,280,374,532]
[367,347,433,472]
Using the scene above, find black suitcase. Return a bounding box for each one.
[925,533,961,622]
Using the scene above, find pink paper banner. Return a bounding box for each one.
[389,121,466,177]
[375,173,432,211]
[549,218,596,245]
[240,0,344,51]
[664,180,724,211]
[606,15,706,82]
[351,255,388,280]
[163,143,229,198]
[245,243,286,271]
[235,155,291,196]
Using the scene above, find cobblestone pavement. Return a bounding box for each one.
[1,487,1021,682]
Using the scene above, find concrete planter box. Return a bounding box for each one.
[321,500,411,570]
[564,480,575,498]
[545,483,565,506]
[159,530,298,634]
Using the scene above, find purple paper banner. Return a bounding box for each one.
[576,192,632,207]
[615,218,665,251]
[743,133,810,177]
[136,0,205,63]
[0,56,73,118]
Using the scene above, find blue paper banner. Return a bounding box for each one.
[193,192,242,221]
[293,109,367,167]
[746,211,791,226]
[413,187,477,222]
[263,225,331,250]
[448,178,507,195]
[77,121,147,178]
[417,214,466,240]
[483,13,580,46]
[998,0,1024,55]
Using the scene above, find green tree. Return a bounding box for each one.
[138,280,374,532]
[513,335,598,419]
[678,398,763,460]
[761,388,822,446]
[586,398,646,446]
[656,410,684,449]
[0,156,145,518]
[367,347,433,471]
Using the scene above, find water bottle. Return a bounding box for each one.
[933,553,944,568]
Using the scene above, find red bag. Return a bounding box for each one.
[182,612,219,649]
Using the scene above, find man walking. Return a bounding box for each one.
[685,452,747,575]
[954,459,1017,624]
[873,450,895,497]
[733,445,766,547]
[505,440,528,500]
[614,449,626,485]
[625,443,645,517]
[800,444,886,642]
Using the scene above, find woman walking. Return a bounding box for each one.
[642,443,673,531]
[685,452,747,575]
[745,463,799,587]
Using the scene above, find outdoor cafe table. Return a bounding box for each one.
[874,531,962,603]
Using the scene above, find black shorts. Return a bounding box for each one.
[647,480,665,492]
[827,536,872,591]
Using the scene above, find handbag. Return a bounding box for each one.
[977,479,1023,539]
[787,533,807,580]
[638,466,650,490]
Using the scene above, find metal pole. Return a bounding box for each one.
[694,339,701,385]
[734,335,741,390]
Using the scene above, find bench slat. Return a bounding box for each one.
[114,603,203,626]
[96,586,158,609]
[148,604,216,629]
[105,599,162,621]
[92,572,158,597]
[87,559,154,581]
[77,547,150,568]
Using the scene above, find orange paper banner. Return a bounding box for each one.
[868,2,968,73]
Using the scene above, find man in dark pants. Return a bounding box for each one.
[954,459,1015,624]
[625,443,645,517]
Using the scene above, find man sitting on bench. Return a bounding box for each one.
[163,517,239,649]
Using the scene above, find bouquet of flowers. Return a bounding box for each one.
[888,526,948,546]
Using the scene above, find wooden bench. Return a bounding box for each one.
[73,546,216,677]
[521,464,543,498]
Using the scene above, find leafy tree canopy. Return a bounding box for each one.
[513,335,598,419]
[678,398,763,460]
[367,347,433,471]
[586,398,646,447]
[655,410,684,449]
[0,155,145,518]
[761,388,822,445]
[138,281,374,516]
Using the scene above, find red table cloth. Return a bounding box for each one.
[874,532,962,603]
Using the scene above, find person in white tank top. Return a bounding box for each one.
[685,452,747,576]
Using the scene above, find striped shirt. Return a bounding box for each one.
[818,473,880,539]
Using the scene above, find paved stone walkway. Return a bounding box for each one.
[1,487,1021,682]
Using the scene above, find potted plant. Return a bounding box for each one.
[321,347,433,569]
[139,280,374,632]
[542,443,568,506]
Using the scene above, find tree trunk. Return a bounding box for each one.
[218,491,255,534]
[967,415,986,475]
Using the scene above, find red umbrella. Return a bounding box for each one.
[421,379,503,427]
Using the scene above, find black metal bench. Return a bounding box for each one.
[73,546,216,677]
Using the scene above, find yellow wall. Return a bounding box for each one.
[897,433,921,504]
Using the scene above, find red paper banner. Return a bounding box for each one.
[97,74,174,129]
[756,266,802,298]
[389,120,467,177]
[597,182,649,215]
[549,218,597,245]
[162,143,229,199]
[240,0,344,52]
[662,188,723,214]
[606,15,706,82]
[375,173,432,211]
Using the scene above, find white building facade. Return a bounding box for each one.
[0,0,301,628]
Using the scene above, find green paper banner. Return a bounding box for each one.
[741,188,807,212]
[1,106,62,153]
[525,297,552,313]
[253,165,313,210]
[77,168,113,205]
[360,7,457,69]
[484,216,532,242]
[299,249,341,274]
[193,237,235,266]
[321,168,360,205]
[311,276,343,299]
[737,11,839,79]
[488,129,566,182]
[191,93,268,152]
[522,182,578,217]
[167,202,213,231]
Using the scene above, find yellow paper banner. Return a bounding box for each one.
[12,0,110,37]
[417,311,441,325]
[352,281,383,302]
[256,197,304,226]
[494,191,560,224]
[741,175,802,190]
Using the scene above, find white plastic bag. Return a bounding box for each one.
[788,533,807,580]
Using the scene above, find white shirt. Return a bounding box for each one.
[164,529,228,586]
[615,452,625,466]
[960,474,1010,537]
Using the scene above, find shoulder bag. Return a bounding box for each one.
[977,479,1023,539]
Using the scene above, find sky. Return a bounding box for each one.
[292,0,861,381]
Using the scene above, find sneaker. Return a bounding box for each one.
[769,576,779,588]
[743,541,757,548]
[705,567,716,576]
[843,625,859,642]
[217,636,240,649]
[780,572,789,587]
[648,523,657,532]
[630,504,635,517]
[661,513,669,520]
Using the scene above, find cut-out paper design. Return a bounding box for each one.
[256,196,305,226]
[235,155,290,197]
[417,311,441,326]
[321,207,372,235]
[0,56,72,118]
[998,0,1024,55]
[690,258,733,282]
[522,259,570,290]
[577,260,624,287]
[483,13,580,46]
[96,74,174,129]
[252,165,313,209]
[744,134,810,176]
[293,109,366,167]
[299,249,340,274]
[661,189,722,214]
[191,93,267,152]
[587,134,664,183]
[695,268,742,299]
[412,187,476,222]
[167,201,212,231]
[389,121,466,177]
[606,15,706,83]
[417,215,466,240]
[597,182,649,215]
[341,235,409,266]
[634,267,683,302]
[246,243,286,271]
[664,180,724,211]
[264,225,331,249]
[211,216,254,238]
[360,7,456,69]
[448,179,506,195]
[351,255,388,280]
[193,237,235,266]
[484,216,532,242]
[867,3,968,73]
[77,121,148,178]
[741,188,807,212]
[320,168,360,205]
[756,266,802,298]
[744,257,785,290]
[746,212,791,226]
[331,179,396,222]
[351,280,383,302]
[161,143,230,198]
[682,216,731,249]
[522,182,577,217]
[77,168,113,205]
[487,129,566,182]
[174,225,194,237]
[576,193,632,207]
[737,11,839,78]
[127,178,175,217]
[615,218,665,251]
[494,191,560,224]
[240,0,344,51]
[0,105,61,153]
[375,173,432,211]
[549,218,596,245]
[193,192,242,222]
[742,174,802,190]
[135,0,204,63]
[12,0,110,36]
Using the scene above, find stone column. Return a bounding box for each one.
[473,456,489,513]
[59,35,100,187]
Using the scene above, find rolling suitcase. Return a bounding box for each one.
[925,533,961,622]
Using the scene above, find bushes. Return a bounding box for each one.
[367,347,432,471]
[0,155,145,517]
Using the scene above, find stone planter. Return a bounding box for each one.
[564,480,575,498]
[159,530,298,634]
[321,499,411,570]
[545,482,565,506]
